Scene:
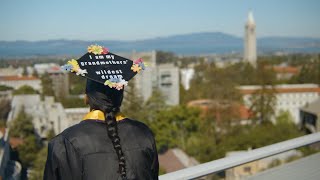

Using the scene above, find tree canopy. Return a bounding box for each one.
[40,72,54,97]
[0,85,13,91]
[9,107,41,168]
[13,85,38,95]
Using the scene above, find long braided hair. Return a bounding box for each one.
[85,79,127,179]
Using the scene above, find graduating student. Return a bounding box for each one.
[44,45,159,180]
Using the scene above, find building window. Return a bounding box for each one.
[244,166,251,173]
[161,83,172,87]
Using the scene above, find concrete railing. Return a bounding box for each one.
[159,132,320,180]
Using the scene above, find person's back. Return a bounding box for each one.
[45,118,158,180]
[44,45,159,180]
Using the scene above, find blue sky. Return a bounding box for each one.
[1,0,320,41]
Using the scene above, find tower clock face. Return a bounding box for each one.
[250,28,254,34]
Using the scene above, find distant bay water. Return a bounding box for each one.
[0,32,320,58]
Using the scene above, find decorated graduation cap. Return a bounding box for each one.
[61,45,147,90]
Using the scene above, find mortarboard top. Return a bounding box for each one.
[61,45,147,90]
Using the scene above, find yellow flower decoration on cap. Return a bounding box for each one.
[67,59,80,72]
[131,64,142,73]
[104,80,114,88]
[88,45,103,55]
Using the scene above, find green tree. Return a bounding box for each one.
[187,62,241,102]
[143,89,168,124]
[185,111,217,162]
[249,62,277,124]
[9,107,35,138]
[29,147,47,180]
[122,81,145,120]
[156,51,178,64]
[226,62,257,85]
[32,69,39,78]
[186,133,217,163]
[69,73,86,95]
[13,85,38,95]
[41,72,55,97]
[249,87,276,124]
[213,115,302,161]
[290,56,320,85]
[17,135,40,167]
[0,85,13,91]
[153,106,201,151]
[9,107,41,168]
[179,84,189,105]
[46,128,56,140]
[0,99,11,123]
[22,66,28,76]
[274,111,303,139]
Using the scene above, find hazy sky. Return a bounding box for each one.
[1,0,320,41]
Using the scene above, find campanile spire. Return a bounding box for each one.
[244,11,257,66]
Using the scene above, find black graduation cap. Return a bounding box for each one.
[61,45,146,90]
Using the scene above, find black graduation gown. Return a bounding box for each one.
[44,118,159,180]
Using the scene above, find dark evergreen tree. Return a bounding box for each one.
[249,61,277,124]
[29,147,47,180]
[9,107,41,168]
[22,66,28,76]
[40,72,55,97]
[32,69,38,77]
[13,85,38,95]
[122,81,145,120]
[9,107,35,138]
[46,128,56,140]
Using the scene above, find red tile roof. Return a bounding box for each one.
[159,149,186,173]
[272,66,300,74]
[0,76,39,81]
[50,66,61,71]
[188,99,252,120]
[238,104,253,119]
[9,137,24,149]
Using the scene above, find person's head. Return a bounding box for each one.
[85,79,127,179]
[61,44,147,180]
[85,78,124,112]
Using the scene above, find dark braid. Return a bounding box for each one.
[85,79,127,179]
[104,107,127,180]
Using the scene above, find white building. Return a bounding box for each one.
[65,108,90,127]
[124,51,180,105]
[0,66,23,77]
[47,66,69,98]
[0,76,41,91]
[180,68,194,90]
[238,84,320,124]
[34,63,60,75]
[244,11,257,66]
[7,95,89,138]
[157,64,180,105]
[300,98,320,133]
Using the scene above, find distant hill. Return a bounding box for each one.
[0,32,320,57]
